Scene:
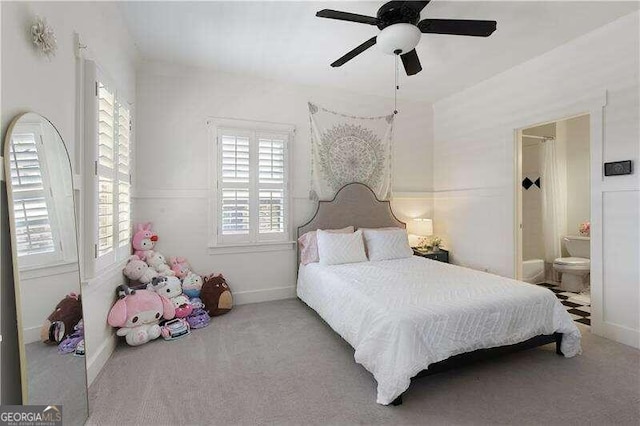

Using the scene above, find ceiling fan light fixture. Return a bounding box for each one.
[376,23,421,55]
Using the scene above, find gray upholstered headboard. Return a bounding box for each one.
[297,183,405,237]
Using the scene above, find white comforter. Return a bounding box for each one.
[297,256,581,405]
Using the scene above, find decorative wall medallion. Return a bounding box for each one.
[31,17,57,58]
[318,124,385,192]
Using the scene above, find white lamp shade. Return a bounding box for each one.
[408,218,433,237]
[377,23,422,55]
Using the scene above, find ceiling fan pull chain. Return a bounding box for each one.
[394,52,399,115]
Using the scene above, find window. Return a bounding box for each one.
[210,119,292,248]
[8,124,62,267]
[85,60,133,274]
[96,82,131,268]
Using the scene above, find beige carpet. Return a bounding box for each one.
[88,299,640,425]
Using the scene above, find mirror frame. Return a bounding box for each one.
[3,112,89,407]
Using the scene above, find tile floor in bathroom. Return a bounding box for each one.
[537,282,591,326]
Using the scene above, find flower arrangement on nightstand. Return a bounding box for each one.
[407,218,448,263]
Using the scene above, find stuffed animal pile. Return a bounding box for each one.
[111,222,233,346]
[41,293,86,356]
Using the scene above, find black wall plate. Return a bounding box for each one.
[604,160,633,176]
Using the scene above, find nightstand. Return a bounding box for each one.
[413,248,449,263]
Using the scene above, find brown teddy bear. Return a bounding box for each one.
[201,274,233,316]
[40,293,83,344]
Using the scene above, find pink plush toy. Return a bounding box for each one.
[168,256,191,279]
[132,223,158,261]
[107,288,175,346]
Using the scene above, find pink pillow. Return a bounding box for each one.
[298,226,354,265]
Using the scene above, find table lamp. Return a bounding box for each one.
[408,218,433,248]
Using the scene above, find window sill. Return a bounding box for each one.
[20,260,79,280]
[207,241,296,255]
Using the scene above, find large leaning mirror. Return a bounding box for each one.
[4,113,88,425]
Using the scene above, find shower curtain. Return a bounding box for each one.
[540,138,567,263]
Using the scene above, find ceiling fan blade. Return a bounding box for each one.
[402,1,431,14]
[316,9,379,25]
[331,37,377,67]
[418,19,497,37]
[401,49,422,76]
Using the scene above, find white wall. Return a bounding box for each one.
[19,269,80,344]
[433,12,639,347]
[565,115,591,234]
[134,61,433,304]
[1,0,138,393]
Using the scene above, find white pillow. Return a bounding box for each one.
[362,228,413,261]
[317,229,368,266]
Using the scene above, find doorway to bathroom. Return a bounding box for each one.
[515,114,592,328]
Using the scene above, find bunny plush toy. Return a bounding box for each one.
[132,223,158,261]
[168,256,191,279]
[107,287,175,346]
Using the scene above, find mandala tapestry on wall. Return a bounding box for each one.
[308,102,394,201]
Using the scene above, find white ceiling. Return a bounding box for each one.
[120,1,639,102]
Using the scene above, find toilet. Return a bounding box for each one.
[553,236,590,292]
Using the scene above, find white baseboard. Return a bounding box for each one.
[86,333,116,386]
[592,321,640,349]
[233,285,296,305]
[23,326,42,344]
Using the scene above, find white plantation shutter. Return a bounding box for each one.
[118,181,131,247]
[258,137,285,184]
[97,177,114,257]
[213,124,290,245]
[218,130,251,242]
[221,189,250,235]
[97,83,116,258]
[221,134,250,183]
[258,135,286,236]
[117,103,131,248]
[91,75,132,270]
[258,189,284,233]
[8,127,61,265]
[83,60,134,278]
[117,104,131,175]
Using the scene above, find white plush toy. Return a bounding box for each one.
[147,276,193,318]
[146,251,175,276]
[123,255,158,284]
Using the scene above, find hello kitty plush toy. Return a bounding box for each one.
[146,251,174,276]
[107,285,175,346]
[181,272,203,298]
[147,276,193,318]
[132,223,158,261]
[123,255,158,284]
[168,256,191,279]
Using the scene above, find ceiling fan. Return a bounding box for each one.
[316,1,497,76]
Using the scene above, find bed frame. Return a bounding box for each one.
[296,183,564,406]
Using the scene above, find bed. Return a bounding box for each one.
[296,183,581,405]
